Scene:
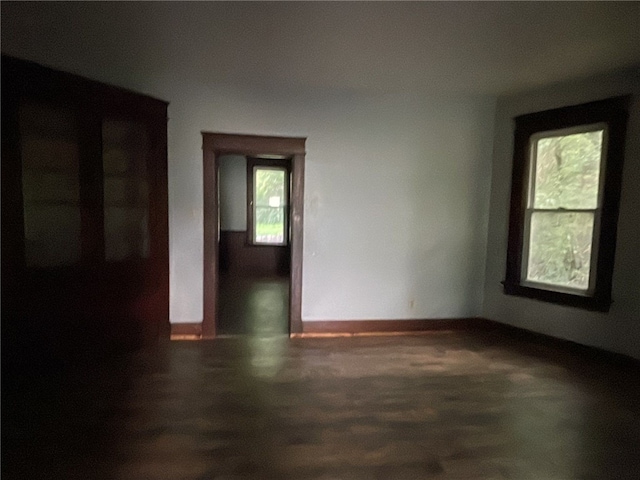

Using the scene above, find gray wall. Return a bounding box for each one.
[483,69,640,359]
[218,155,247,232]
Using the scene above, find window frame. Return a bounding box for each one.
[246,156,291,247]
[504,96,629,311]
[521,123,607,296]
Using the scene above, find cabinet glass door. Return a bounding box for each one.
[102,120,150,261]
[19,102,81,267]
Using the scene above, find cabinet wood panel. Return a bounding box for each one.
[1,55,170,369]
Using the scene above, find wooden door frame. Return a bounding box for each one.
[202,132,306,338]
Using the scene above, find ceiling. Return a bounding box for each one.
[2,2,639,96]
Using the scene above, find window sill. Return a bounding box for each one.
[245,242,289,248]
[502,281,612,312]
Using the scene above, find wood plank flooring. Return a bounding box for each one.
[217,275,289,336]
[3,330,640,479]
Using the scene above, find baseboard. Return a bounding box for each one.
[296,318,479,337]
[170,322,202,340]
[475,317,640,368]
[169,317,637,366]
[297,317,638,366]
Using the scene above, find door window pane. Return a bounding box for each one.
[102,120,150,261]
[19,102,81,267]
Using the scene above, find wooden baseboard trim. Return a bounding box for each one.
[297,317,638,366]
[170,317,636,365]
[170,323,202,340]
[296,318,479,337]
[475,317,639,368]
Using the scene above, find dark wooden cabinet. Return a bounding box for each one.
[2,55,169,368]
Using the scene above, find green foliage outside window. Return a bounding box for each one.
[254,168,287,243]
[526,130,603,290]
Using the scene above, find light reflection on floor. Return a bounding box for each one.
[218,275,290,336]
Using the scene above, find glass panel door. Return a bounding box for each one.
[19,102,81,267]
[102,120,150,261]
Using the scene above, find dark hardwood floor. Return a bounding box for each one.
[3,330,640,479]
[217,274,289,336]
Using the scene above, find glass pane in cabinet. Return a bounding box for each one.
[102,120,150,260]
[19,102,81,267]
[104,207,150,261]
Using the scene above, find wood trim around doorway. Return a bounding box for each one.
[201,132,306,338]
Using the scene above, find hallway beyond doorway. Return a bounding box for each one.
[217,274,289,336]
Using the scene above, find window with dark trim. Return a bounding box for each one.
[504,96,629,311]
[246,157,290,246]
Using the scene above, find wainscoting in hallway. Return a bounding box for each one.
[4,329,640,479]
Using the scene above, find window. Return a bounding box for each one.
[504,96,629,311]
[247,157,290,246]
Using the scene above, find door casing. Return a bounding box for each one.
[202,132,306,337]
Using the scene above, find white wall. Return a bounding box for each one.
[218,155,247,232]
[1,3,496,325]
[170,86,496,323]
[483,69,640,359]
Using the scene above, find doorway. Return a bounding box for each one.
[202,133,306,338]
[217,155,290,335]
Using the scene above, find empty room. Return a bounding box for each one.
[2,2,639,479]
